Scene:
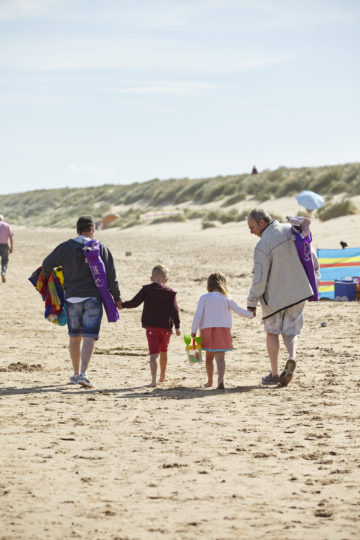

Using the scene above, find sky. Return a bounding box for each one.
[0,0,359,195]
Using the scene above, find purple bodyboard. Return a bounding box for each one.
[293,231,319,302]
[84,239,119,322]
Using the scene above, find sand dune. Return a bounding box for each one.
[0,215,359,539]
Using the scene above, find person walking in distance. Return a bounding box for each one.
[0,214,14,283]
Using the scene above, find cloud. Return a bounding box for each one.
[0,0,60,21]
[68,164,116,177]
[0,35,296,73]
[109,81,215,95]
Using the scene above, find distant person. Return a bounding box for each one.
[41,216,122,388]
[120,264,181,387]
[246,208,316,387]
[191,272,253,390]
[0,214,14,283]
[251,166,258,175]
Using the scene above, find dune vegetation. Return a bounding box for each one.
[1,162,359,228]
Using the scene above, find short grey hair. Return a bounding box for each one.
[248,208,272,224]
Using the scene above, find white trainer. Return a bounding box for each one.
[77,373,95,388]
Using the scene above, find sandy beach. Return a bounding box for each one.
[1,211,359,540]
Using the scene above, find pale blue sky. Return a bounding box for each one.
[1,0,359,194]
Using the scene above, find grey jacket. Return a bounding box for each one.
[247,221,313,319]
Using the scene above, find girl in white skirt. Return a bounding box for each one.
[191,272,253,389]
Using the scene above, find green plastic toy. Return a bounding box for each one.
[184,334,202,363]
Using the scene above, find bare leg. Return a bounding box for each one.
[159,352,168,382]
[205,351,215,387]
[266,333,280,376]
[215,352,225,389]
[149,354,158,387]
[282,334,298,360]
[69,335,81,375]
[81,336,95,374]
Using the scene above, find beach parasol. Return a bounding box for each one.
[296,190,324,210]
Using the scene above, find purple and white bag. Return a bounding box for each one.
[290,217,319,302]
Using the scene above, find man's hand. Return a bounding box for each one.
[115,300,123,309]
[191,332,196,338]
[176,329,181,336]
[248,307,256,317]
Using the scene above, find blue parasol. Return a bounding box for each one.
[296,190,324,210]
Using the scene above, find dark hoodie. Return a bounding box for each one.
[122,282,180,330]
[42,238,120,301]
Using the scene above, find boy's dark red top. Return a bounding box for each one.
[122,282,180,330]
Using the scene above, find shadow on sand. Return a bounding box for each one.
[0,382,283,399]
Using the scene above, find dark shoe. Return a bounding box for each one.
[279,359,296,386]
[1,273,5,283]
[262,372,279,385]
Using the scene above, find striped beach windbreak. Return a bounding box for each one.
[317,247,360,298]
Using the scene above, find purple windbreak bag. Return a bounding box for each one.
[83,239,119,322]
[293,231,319,302]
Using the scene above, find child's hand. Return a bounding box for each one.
[176,329,181,336]
[248,307,256,318]
[116,300,123,309]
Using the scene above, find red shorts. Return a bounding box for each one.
[146,326,172,355]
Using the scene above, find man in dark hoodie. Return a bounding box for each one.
[121,264,180,387]
[42,216,122,388]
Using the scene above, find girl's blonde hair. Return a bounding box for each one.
[207,272,228,295]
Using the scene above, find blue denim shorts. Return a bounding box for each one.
[65,298,103,339]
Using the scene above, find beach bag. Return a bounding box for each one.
[293,231,319,301]
[290,217,319,302]
[184,334,203,363]
[353,276,360,300]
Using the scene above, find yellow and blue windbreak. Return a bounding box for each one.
[317,248,360,298]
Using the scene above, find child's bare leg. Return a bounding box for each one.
[149,354,158,387]
[205,351,215,387]
[215,352,225,389]
[159,351,168,382]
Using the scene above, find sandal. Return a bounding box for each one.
[279,359,296,386]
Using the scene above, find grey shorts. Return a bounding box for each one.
[263,301,305,335]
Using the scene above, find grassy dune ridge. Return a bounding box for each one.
[1,162,359,228]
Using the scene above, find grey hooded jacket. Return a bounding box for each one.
[247,220,313,319]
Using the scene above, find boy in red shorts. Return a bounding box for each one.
[121,265,181,386]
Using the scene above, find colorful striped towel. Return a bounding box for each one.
[28,266,67,326]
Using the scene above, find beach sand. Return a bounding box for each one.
[1,213,359,540]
